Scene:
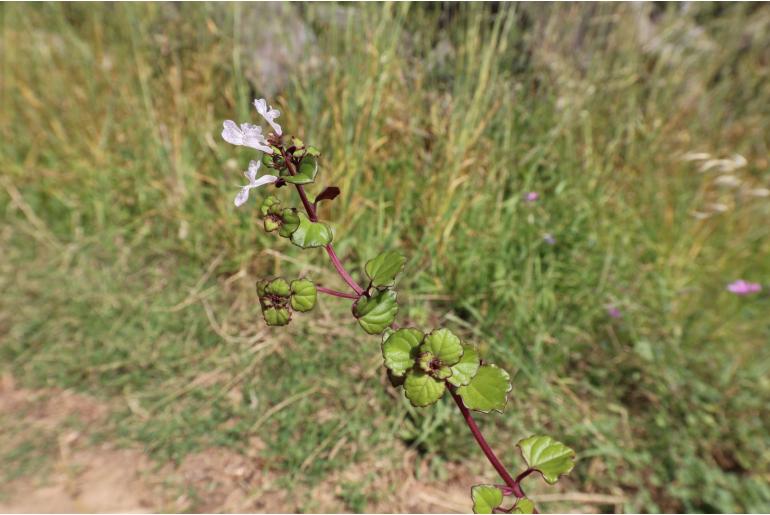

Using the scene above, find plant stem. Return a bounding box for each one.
[317,286,359,299]
[281,147,364,295]
[281,143,521,499]
[450,389,525,498]
[324,244,365,296]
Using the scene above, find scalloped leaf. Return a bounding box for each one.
[513,498,535,514]
[456,365,511,413]
[365,250,406,287]
[447,344,480,387]
[283,155,318,184]
[382,328,423,376]
[290,279,317,312]
[290,213,333,248]
[471,484,503,514]
[353,289,398,335]
[404,369,445,407]
[517,435,576,485]
[421,328,463,367]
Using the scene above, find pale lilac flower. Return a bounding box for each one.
[524,191,539,202]
[607,306,621,318]
[221,121,273,153]
[234,160,278,207]
[727,280,762,296]
[253,98,282,136]
[543,233,556,245]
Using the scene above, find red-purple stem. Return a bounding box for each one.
[450,389,525,498]
[317,286,359,299]
[282,147,365,296]
[324,244,365,296]
[280,142,521,499]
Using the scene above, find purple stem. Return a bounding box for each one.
[281,147,365,296]
[279,141,521,499]
[325,244,365,296]
[450,389,525,497]
[317,286,359,299]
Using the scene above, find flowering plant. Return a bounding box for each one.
[221,98,576,513]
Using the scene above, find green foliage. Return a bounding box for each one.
[517,435,576,485]
[364,250,406,287]
[352,289,398,334]
[513,498,535,514]
[382,328,423,376]
[421,328,463,366]
[471,485,503,514]
[456,365,511,413]
[3,3,770,512]
[404,370,446,407]
[447,345,480,387]
[283,156,319,185]
[290,213,333,248]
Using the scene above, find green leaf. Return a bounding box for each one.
[447,344,480,387]
[457,365,511,413]
[278,209,300,238]
[265,278,291,297]
[471,485,503,514]
[263,307,290,326]
[305,146,321,157]
[404,369,445,407]
[290,213,333,248]
[353,289,398,334]
[283,156,318,184]
[421,328,464,366]
[382,328,423,376]
[364,250,406,287]
[290,279,317,312]
[512,498,535,514]
[517,435,576,485]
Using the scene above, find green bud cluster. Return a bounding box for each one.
[257,277,317,326]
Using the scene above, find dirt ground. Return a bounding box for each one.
[0,374,480,513]
[0,374,622,513]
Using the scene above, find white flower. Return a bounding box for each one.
[234,160,278,207]
[254,98,282,136]
[221,121,273,154]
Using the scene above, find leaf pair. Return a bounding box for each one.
[257,278,317,326]
[470,435,577,514]
[382,328,511,412]
[351,250,407,334]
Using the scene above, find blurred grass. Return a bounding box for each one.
[2,2,770,512]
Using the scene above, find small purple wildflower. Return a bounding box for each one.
[607,306,622,318]
[524,191,539,202]
[543,233,556,245]
[727,280,762,295]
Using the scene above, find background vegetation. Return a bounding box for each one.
[2,2,769,512]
